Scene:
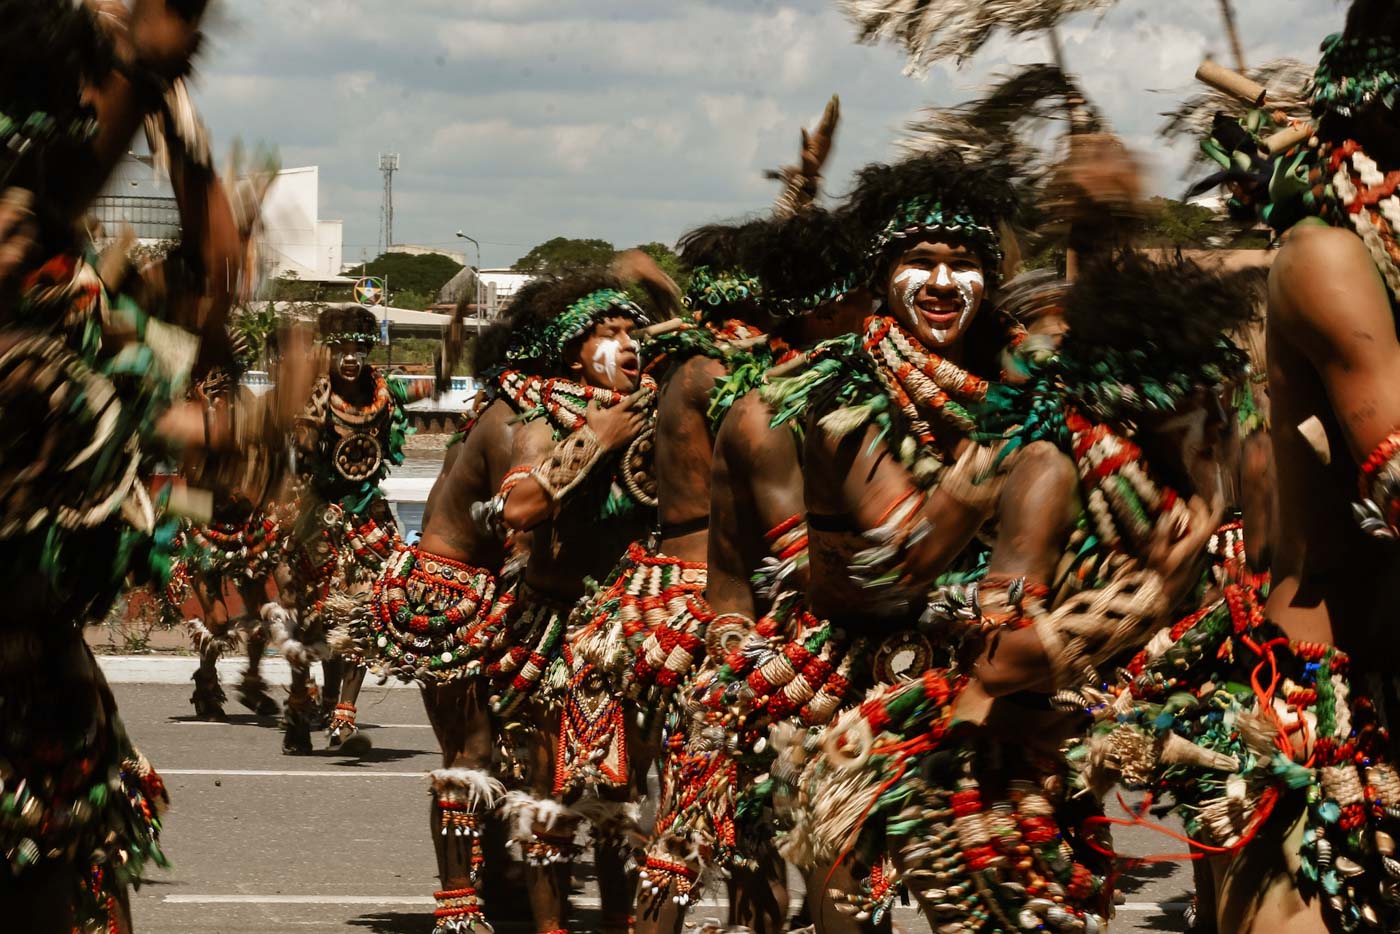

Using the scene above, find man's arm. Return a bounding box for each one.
[499,419,559,532]
[1271,226,1400,533]
[500,397,645,531]
[809,425,1003,589]
[707,392,805,617]
[1271,226,1400,462]
[969,442,1081,697]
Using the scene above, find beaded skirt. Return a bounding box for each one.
[1063,566,1400,932]
[552,541,708,801]
[0,633,168,931]
[361,543,513,684]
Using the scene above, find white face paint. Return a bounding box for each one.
[590,335,633,386]
[893,268,930,330]
[934,268,984,343]
[893,266,984,344]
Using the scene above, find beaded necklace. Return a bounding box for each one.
[535,374,657,436]
[1326,140,1400,298]
[866,315,988,438]
[328,370,392,429]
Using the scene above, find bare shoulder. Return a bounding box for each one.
[999,440,1079,522]
[678,353,728,405]
[1270,224,1390,343]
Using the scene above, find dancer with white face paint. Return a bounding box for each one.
[761,151,1129,933]
[486,274,660,934]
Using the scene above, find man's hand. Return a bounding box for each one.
[1146,495,1222,610]
[585,396,644,453]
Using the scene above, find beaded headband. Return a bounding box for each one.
[769,271,862,319]
[869,197,1004,284]
[317,331,376,348]
[543,288,647,365]
[683,267,762,315]
[504,321,549,365]
[1309,32,1400,119]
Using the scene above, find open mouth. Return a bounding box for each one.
[918,303,962,328]
[619,356,640,377]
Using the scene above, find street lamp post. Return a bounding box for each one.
[455,231,484,333]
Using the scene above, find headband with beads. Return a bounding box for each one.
[683,266,763,316]
[1309,32,1400,120]
[868,197,1004,286]
[542,288,647,365]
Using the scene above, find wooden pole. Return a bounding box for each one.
[1217,0,1247,73]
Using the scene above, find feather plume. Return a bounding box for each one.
[836,0,1118,74]
[769,94,842,217]
[899,63,1100,191]
[429,768,506,808]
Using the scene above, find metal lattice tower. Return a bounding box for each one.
[378,153,400,256]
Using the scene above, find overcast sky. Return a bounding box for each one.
[191,0,1342,268]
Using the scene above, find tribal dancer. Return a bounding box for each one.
[0,1,318,929]
[488,273,655,934]
[174,354,285,721]
[759,151,1224,933]
[1073,4,1400,930]
[742,152,1032,931]
[349,281,555,933]
[635,207,871,933]
[275,302,450,755]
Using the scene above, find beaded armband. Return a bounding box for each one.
[1356,430,1400,540]
[755,515,809,598]
[923,576,1050,654]
[847,490,930,596]
[530,426,606,502]
[1033,569,1168,689]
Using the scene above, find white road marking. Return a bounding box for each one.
[97,654,414,688]
[157,893,1187,912]
[161,894,721,909]
[160,769,426,778]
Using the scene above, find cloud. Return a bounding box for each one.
[191,0,1345,267]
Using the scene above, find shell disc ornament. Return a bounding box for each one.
[333,432,383,482]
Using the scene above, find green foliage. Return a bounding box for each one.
[367,337,471,376]
[345,251,465,300]
[634,240,688,289]
[511,237,616,274]
[1138,197,1219,248]
[262,273,349,303]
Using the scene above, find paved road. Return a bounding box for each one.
[109,667,1194,933]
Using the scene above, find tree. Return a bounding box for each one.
[345,252,465,302]
[1138,197,1220,249]
[511,237,615,275]
[632,241,686,289]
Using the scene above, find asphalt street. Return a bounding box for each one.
[106,663,1194,934]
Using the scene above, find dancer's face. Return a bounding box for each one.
[328,340,367,384]
[885,240,986,353]
[570,316,640,392]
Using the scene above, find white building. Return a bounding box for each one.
[93,155,346,282]
[438,266,532,312]
[258,166,345,281]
